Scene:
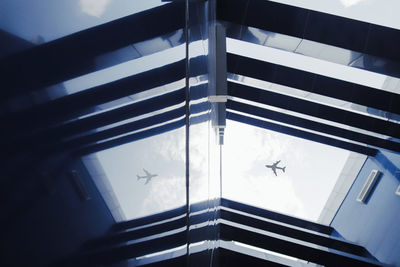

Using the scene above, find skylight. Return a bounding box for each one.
[222,120,349,221]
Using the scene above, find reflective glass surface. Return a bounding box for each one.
[222,119,349,221]
[271,0,400,29]
[2,0,399,265]
[96,127,186,220]
[0,0,165,45]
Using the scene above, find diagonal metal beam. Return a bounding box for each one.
[228,81,400,140]
[227,112,378,156]
[220,223,383,267]
[113,206,186,232]
[3,89,186,152]
[72,230,187,266]
[218,248,288,266]
[2,59,185,136]
[220,209,375,259]
[85,216,187,249]
[227,100,400,153]
[217,0,400,63]
[227,53,400,116]
[48,107,186,154]
[221,198,333,235]
[0,3,185,99]
[41,101,209,154]
[75,118,186,156]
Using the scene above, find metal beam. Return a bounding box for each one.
[0,3,185,99]
[227,53,400,115]
[227,112,378,156]
[42,102,209,154]
[75,118,186,155]
[9,89,185,149]
[113,206,186,231]
[220,209,374,259]
[227,100,400,153]
[2,59,185,136]
[217,0,400,63]
[218,248,288,267]
[73,230,187,266]
[221,198,333,235]
[85,216,187,249]
[220,223,383,267]
[49,107,186,154]
[224,22,400,79]
[228,82,400,140]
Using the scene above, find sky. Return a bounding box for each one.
[97,127,188,219]
[2,0,399,222]
[222,120,348,220]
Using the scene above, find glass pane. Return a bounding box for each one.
[222,119,350,221]
[227,38,388,90]
[96,127,186,220]
[0,0,165,45]
[270,0,400,29]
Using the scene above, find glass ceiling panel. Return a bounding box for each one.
[96,127,186,220]
[89,108,184,142]
[64,46,185,95]
[227,38,389,91]
[222,119,350,222]
[270,0,400,30]
[227,109,381,155]
[93,80,185,114]
[224,22,400,79]
[189,119,221,204]
[0,0,166,45]
[228,94,399,144]
[228,74,400,124]
[31,44,186,107]
[23,0,394,237]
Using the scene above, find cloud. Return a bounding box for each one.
[223,166,307,219]
[80,0,111,17]
[141,175,186,215]
[221,120,307,218]
[340,0,366,7]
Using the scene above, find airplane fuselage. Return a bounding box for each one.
[265,165,285,171]
[137,174,157,180]
[137,169,158,184]
[265,161,286,176]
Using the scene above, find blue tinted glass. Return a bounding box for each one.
[0,0,165,44]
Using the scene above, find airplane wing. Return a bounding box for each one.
[143,168,150,176]
[273,168,277,176]
[145,177,151,184]
[274,160,280,165]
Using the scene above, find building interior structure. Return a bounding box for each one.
[1,0,400,266]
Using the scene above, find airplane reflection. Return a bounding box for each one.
[137,168,158,184]
[265,160,286,176]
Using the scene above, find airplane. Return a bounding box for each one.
[265,160,286,176]
[137,169,158,184]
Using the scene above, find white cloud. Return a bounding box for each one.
[97,113,346,221]
[80,0,111,17]
[339,0,366,7]
[221,120,306,218]
[141,175,186,215]
[223,164,307,218]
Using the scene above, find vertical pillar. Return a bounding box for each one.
[208,24,227,145]
[186,0,224,266]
